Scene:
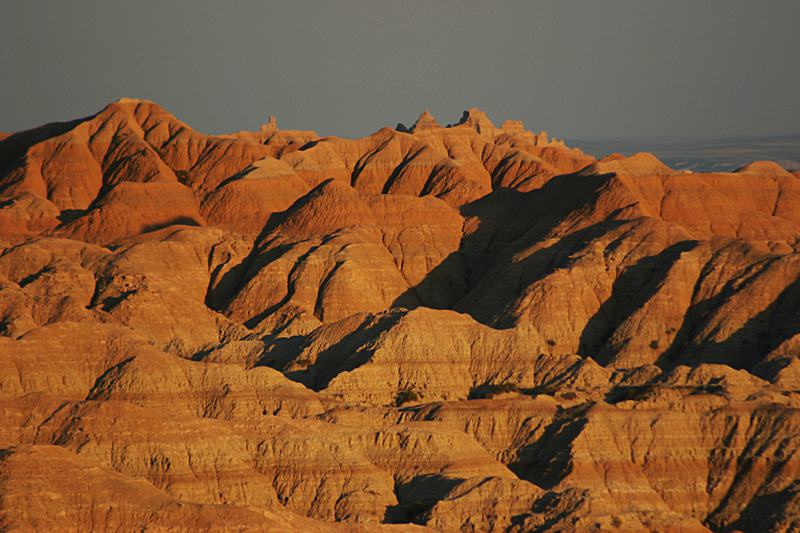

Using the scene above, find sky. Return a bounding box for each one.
[3,1,799,140]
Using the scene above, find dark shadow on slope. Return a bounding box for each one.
[379,146,430,194]
[206,195,329,314]
[212,167,254,190]
[523,488,591,533]
[55,209,87,224]
[218,172,616,333]
[447,172,632,326]
[215,171,632,339]
[85,357,137,400]
[388,249,468,311]
[205,251,254,311]
[50,177,152,230]
[581,239,700,366]
[0,118,90,182]
[349,133,394,189]
[240,244,317,329]
[141,217,202,233]
[384,474,465,524]
[459,217,631,328]
[711,481,800,533]
[221,177,469,325]
[652,268,746,371]
[508,403,591,490]
[456,171,618,270]
[251,335,308,370]
[387,207,633,329]
[656,266,800,373]
[202,211,289,312]
[235,232,364,329]
[280,310,406,391]
[704,406,800,531]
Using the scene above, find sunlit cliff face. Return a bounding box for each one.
[1,100,799,533]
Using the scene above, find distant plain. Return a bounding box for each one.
[570,133,800,172]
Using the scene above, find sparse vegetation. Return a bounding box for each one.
[174,169,192,186]
[608,383,663,404]
[649,340,660,349]
[546,339,556,346]
[492,382,519,394]
[690,384,726,396]
[533,383,561,396]
[395,388,422,406]
[476,382,520,399]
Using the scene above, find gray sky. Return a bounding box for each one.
[3,1,799,140]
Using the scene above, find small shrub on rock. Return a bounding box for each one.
[396,388,421,406]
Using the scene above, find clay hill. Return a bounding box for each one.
[1,99,800,533]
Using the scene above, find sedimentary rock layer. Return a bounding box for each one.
[1,100,799,532]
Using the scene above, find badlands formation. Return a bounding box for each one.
[1,99,800,533]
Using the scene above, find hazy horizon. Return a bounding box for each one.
[4,1,799,140]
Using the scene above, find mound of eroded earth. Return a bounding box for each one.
[1,100,799,532]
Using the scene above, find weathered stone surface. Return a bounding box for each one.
[224,180,466,329]
[87,348,324,420]
[0,322,161,401]
[2,101,800,533]
[54,180,206,244]
[0,445,435,532]
[279,307,610,406]
[409,110,441,132]
[34,400,281,507]
[200,157,310,235]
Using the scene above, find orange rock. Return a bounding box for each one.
[455,108,496,137]
[53,180,205,244]
[408,110,440,132]
[0,445,436,532]
[224,180,465,328]
[200,157,310,235]
[3,101,800,533]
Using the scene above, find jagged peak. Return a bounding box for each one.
[501,119,525,135]
[409,110,441,132]
[457,108,490,124]
[456,108,496,137]
[260,116,278,133]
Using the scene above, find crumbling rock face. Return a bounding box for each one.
[0,101,798,532]
[223,180,467,330]
[0,445,435,533]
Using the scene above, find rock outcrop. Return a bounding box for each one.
[409,110,441,132]
[1,101,798,533]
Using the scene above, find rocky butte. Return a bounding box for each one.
[1,98,799,533]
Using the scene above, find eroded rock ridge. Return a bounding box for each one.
[1,100,799,533]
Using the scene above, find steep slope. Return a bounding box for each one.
[1,102,799,533]
[456,155,800,375]
[223,179,466,332]
[0,102,592,243]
